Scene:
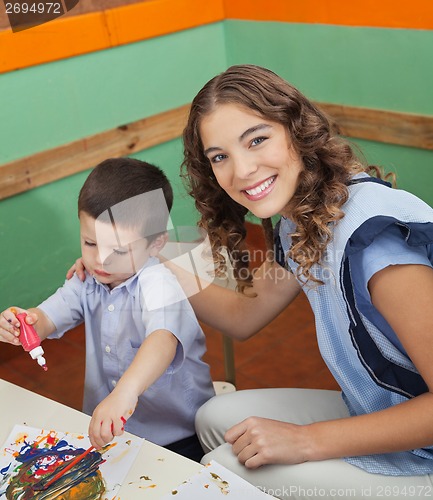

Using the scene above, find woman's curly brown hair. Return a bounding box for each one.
[182,64,384,290]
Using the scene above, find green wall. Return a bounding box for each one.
[0,23,227,164]
[1,18,433,310]
[0,22,227,310]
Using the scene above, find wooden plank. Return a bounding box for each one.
[0,104,190,200]
[316,102,433,151]
[1,102,433,201]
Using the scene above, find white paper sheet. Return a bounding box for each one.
[161,460,276,499]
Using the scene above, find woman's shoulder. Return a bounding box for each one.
[346,176,433,220]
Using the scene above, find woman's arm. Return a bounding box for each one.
[166,258,302,340]
[226,263,433,468]
[67,255,301,340]
[88,329,178,448]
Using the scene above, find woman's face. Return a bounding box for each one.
[199,103,304,219]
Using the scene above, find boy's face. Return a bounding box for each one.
[79,212,155,289]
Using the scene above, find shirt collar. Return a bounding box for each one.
[86,256,160,295]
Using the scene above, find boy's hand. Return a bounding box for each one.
[66,257,86,282]
[88,390,136,449]
[0,307,38,345]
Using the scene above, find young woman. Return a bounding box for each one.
[68,65,433,498]
[182,65,433,499]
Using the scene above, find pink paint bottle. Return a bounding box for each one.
[15,312,48,371]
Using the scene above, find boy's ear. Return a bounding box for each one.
[149,232,168,256]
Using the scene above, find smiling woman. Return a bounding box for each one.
[200,104,303,219]
[183,65,364,290]
[177,65,433,499]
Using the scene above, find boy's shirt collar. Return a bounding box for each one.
[84,256,160,294]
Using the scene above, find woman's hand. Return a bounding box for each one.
[66,257,86,281]
[0,307,37,345]
[88,389,136,449]
[225,417,310,469]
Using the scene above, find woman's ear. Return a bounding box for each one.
[149,232,168,256]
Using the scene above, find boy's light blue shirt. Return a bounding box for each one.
[38,256,215,446]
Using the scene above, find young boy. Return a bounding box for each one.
[0,158,215,461]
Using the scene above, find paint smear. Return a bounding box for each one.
[0,425,142,500]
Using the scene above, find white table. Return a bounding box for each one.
[0,378,202,498]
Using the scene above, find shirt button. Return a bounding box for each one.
[108,304,115,312]
[112,380,117,387]
[105,345,111,353]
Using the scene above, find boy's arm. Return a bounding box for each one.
[2,273,86,346]
[88,329,178,449]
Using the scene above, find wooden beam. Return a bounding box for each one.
[316,102,433,151]
[1,102,432,201]
[0,104,190,201]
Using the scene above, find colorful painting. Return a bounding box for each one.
[0,425,142,499]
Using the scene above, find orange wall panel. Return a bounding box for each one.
[0,11,110,73]
[105,0,224,45]
[0,0,224,74]
[1,0,431,74]
[223,0,433,30]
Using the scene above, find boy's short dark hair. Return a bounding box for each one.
[78,158,173,240]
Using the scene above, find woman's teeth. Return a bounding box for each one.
[245,176,275,195]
